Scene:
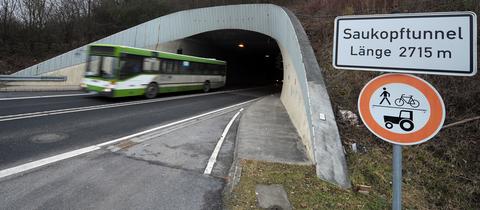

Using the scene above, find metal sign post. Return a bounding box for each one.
[392,144,402,210]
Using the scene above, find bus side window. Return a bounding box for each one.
[181,61,190,72]
[218,65,225,75]
[143,58,157,72]
[174,61,182,74]
[119,54,143,79]
[214,64,220,75]
[160,59,168,73]
[153,58,160,72]
[211,64,218,75]
[215,65,222,75]
[166,60,174,73]
[197,63,206,75]
[191,62,198,74]
[198,63,208,74]
[205,64,213,75]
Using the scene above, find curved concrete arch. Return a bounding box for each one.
[13,4,349,188]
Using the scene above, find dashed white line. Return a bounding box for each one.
[203,108,243,175]
[0,92,95,101]
[0,100,255,180]
[0,87,264,122]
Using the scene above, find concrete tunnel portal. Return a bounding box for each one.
[177,29,283,87]
[11,4,350,188]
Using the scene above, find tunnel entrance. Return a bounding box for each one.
[179,30,283,88]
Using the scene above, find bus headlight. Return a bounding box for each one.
[80,83,87,88]
[104,84,116,92]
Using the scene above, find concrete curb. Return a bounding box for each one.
[222,101,252,200]
[222,96,273,209]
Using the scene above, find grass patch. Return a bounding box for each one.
[227,143,479,209]
[226,160,388,210]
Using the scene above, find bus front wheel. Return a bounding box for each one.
[145,83,158,99]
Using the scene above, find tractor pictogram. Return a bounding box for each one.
[384,110,415,131]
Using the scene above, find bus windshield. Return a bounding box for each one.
[86,56,117,78]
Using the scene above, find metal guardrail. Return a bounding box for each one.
[0,76,67,81]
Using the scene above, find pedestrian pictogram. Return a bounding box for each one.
[379,87,391,105]
[358,74,445,145]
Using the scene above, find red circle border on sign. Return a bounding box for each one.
[358,74,445,145]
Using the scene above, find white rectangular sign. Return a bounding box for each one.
[333,12,477,76]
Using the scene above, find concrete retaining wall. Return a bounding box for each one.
[284,9,350,187]
[2,64,84,91]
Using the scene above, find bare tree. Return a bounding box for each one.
[19,0,54,51]
[20,0,53,30]
[52,0,85,46]
[0,0,18,44]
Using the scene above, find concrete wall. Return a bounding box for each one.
[279,45,312,159]
[2,64,85,91]
[10,4,350,188]
[284,9,350,187]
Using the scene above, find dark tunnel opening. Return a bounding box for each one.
[181,30,283,89]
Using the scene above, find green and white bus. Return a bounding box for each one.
[81,44,227,98]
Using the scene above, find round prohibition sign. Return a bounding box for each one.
[358,74,445,145]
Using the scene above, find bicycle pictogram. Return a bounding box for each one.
[394,94,420,108]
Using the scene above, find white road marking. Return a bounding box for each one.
[0,92,95,101]
[0,146,99,180]
[203,108,243,175]
[0,100,256,180]
[0,87,264,122]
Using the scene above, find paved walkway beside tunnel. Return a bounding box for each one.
[236,94,310,164]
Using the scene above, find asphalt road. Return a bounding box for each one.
[0,109,243,210]
[0,88,272,171]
